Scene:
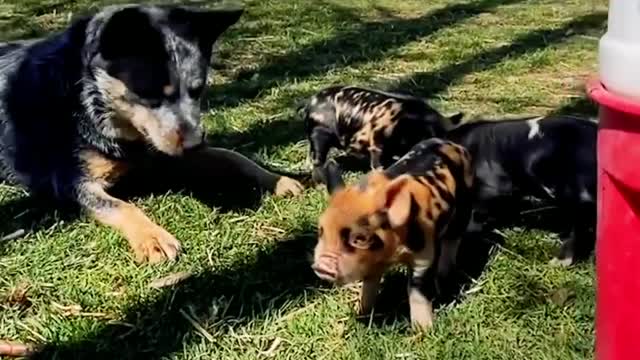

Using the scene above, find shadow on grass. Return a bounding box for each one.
[203,0,529,156]
[0,194,79,256]
[503,271,593,318]
[365,229,503,329]
[550,96,598,118]
[0,152,310,257]
[204,0,527,110]
[30,232,324,360]
[205,116,307,157]
[205,11,606,159]
[387,12,607,97]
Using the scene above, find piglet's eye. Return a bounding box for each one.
[318,226,324,237]
[370,234,384,251]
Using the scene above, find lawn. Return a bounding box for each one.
[0,0,606,359]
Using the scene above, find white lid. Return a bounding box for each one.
[605,0,640,42]
[599,0,640,100]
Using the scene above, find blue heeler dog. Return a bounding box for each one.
[0,4,304,264]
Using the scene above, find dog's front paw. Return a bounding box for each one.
[275,176,304,196]
[129,224,182,264]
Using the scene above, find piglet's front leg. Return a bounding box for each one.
[369,146,384,170]
[357,276,382,316]
[407,283,434,330]
[407,262,434,330]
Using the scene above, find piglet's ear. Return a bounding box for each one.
[168,6,244,48]
[442,112,464,130]
[382,176,412,228]
[449,112,464,125]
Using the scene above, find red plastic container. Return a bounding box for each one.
[588,78,640,360]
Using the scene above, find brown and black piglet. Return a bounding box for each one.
[311,138,474,330]
[299,85,463,183]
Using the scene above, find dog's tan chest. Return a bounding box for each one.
[79,150,129,187]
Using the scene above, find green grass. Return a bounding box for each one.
[0,0,606,359]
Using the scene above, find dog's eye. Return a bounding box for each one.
[187,85,204,99]
[130,93,162,108]
[145,98,163,108]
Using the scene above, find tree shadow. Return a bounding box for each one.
[205,116,307,157]
[204,11,606,162]
[204,0,527,110]
[30,232,325,360]
[550,96,598,118]
[0,193,79,256]
[387,12,607,97]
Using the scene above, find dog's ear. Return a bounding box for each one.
[168,6,244,49]
[98,7,167,62]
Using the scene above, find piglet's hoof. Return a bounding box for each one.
[549,257,573,267]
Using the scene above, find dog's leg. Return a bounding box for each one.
[76,150,180,263]
[76,182,181,263]
[181,147,304,196]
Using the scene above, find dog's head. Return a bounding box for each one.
[86,5,243,155]
[312,162,413,285]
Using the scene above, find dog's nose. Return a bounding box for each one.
[181,126,205,151]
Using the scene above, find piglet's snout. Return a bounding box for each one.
[312,254,339,282]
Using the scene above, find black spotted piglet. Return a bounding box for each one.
[299,85,463,183]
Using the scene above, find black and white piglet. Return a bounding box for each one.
[446,115,597,266]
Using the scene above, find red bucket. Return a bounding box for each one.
[588,77,640,359]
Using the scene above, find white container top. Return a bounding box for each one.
[599,0,640,101]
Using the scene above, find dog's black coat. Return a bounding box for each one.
[0,4,304,263]
[446,115,597,265]
[300,85,462,183]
